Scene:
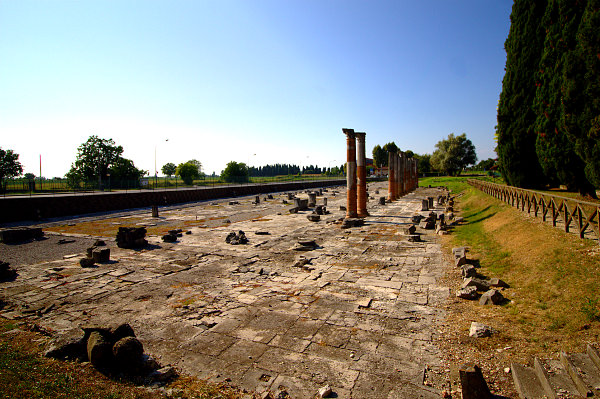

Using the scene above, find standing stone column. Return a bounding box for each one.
[395,153,400,200]
[343,128,358,218]
[388,151,396,201]
[398,152,405,197]
[355,132,369,217]
[415,158,419,189]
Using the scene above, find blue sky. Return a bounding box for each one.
[0,1,512,177]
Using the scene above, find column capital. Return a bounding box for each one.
[354,131,366,141]
[342,128,355,138]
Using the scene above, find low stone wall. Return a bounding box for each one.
[0,180,345,224]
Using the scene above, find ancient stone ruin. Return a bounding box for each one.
[116,227,147,249]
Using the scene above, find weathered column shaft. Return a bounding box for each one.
[398,152,404,197]
[355,132,368,217]
[394,153,400,200]
[388,151,396,201]
[343,128,358,218]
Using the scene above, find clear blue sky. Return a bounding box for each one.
[0,1,512,178]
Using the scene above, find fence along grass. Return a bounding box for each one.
[468,179,600,245]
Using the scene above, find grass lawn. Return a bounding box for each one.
[421,176,600,361]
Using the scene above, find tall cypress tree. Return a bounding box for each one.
[562,0,600,193]
[497,0,548,188]
[533,0,593,194]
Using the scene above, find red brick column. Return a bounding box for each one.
[343,128,358,218]
[388,151,396,201]
[355,132,369,217]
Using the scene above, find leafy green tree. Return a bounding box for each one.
[430,133,477,176]
[161,162,176,177]
[0,147,23,190]
[221,161,249,183]
[372,142,399,168]
[476,158,496,171]
[414,154,432,174]
[176,160,200,185]
[24,173,35,180]
[372,145,386,167]
[66,136,144,187]
[404,150,414,159]
[496,0,547,188]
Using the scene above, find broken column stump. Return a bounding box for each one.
[116,227,147,249]
[459,364,492,399]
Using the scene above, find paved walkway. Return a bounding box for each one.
[1,182,450,398]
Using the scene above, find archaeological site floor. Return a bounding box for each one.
[0,182,452,399]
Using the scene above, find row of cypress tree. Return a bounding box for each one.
[496,0,599,197]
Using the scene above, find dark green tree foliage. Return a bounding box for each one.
[221,161,249,183]
[161,162,177,177]
[371,142,399,168]
[248,164,301,176]
[66,136,145,187]
[562,0,600,189]
[0,147,23,182]
[497,0,548,188]
[413,153,432,174]
[372,145,386,167]
[176,160,200,185]
[534,0,594,195]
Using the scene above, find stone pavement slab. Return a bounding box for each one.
[0,183,452,398]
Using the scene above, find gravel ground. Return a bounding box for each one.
[0,234,110,267]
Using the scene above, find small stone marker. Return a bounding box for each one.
[318,385,332,398]
[462,277,490,291]
[379,197,386,205]
[461,264,476,278]
[404,224,416,235]
[456,286,478,300]
[87,331,112,369]
[479,289,504,305]
[421,199,429,211]
[489,278,509,288]
[307,214,320,222]
[151,205,159,218]
[469,322,493,338]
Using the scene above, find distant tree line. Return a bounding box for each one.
[248,164,344,177]
[496,0,599,197]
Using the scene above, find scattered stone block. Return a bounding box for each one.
[379,197,386,205]
[489,278,510,288]
[307,193,317,207]
[44,329,87,361]
[318,385,332,398]
[455,254,467,267]
[418,220,435,230]
[0,227,44,243]
[111,323,135,341]
[461,264,476,278]
[93,239,106,246]
[87,331,112,369]
[339,205,346,211]
[226,231,248,245]
[228,201,239,205]
[113,336,144,371]
[293,240,318,251]
[116,227,147,249]
[411,215,424,224]
[421,199,429,211]
[469,322,493,338]
[151,205,159,218]
[162,233,177,243]
[0,261,17,281]
[459,364,492,399]
[255,231,270,235]
[79,257,96,268]
[452,247,467,257]
[341,218,364,229]
[456,286,478,300]
[406,234,421,242]
[462,277,490,291]
[92,248,110,263]
[307,214,320,222]
[404,224,417,235]
[288,207,299,214]
[293,198,309,211]
[479,289,504,305]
